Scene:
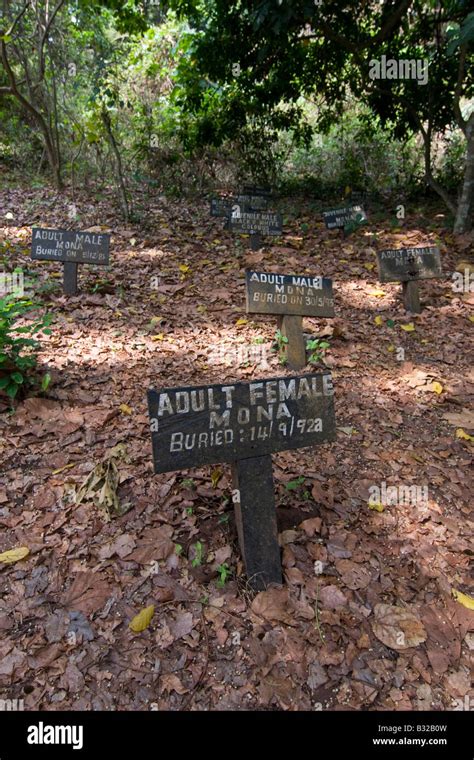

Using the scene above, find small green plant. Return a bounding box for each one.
[343,212,367,237]
[191,541,204,567]
[181,478,195,489]
[273,329,288,365]
[285,475,311,499]
[306,338,330,365]
[174,543,183,556]
[41,372,52,392]
[35,275,61,296]
[285,475,306,491]
[216,562,231,587]
[0,294,52,401]
[90,278,113,294]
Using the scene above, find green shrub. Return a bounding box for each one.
[0,295,52,401]
[438,132,465,196]
[279,102,424,200]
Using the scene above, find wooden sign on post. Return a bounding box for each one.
[242,184,272,198]
[211,194,269,233]
[230,210,282,250]
[235,194,269,211]
[245,271,335,370]
[31,228,110,295]
[376,246,442,314]
[210,197,234,218]
[322,205,367,236]
[148,373,336,589]
[210,194,269,218]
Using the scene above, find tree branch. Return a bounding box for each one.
[38,0,67,82]
[421,121,457,214]
[374,0,414,43]
[3,1,30,37]
[453,43,467,135]
[315,22,360,57]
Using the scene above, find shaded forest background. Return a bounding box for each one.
[0,1,473,232]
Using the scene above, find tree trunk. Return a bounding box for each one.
[454,114,474,234]
[43,134,63,190]
[421,122,457,216]
[1,41,63,190]
[101,108,130,223]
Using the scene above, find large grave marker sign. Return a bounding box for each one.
[31,227,110,295]
[245,270,335,369]
[245,272,334,318]
[377,246,442,313]
[148,373,336,589]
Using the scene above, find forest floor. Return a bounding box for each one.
[0,178,473,711]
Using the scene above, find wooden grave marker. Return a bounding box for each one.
[245,270,334,370]
[322,204,367,237]
[31,227,110,295]
[242,184,272,198]
[230,209,282,250]
[211,193,270,218]
[210,197,234,218]
[376,246,442,314]
[148,373,336,589]
[210,192,270,234]
[234,193,269,211]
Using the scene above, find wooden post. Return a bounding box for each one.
[63,262,78,295]
[148,374,336,590]
[402,280,421,313]
[250,232,261,250]
[278,314,306,370]
[231,454,282,590]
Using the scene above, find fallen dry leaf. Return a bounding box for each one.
[251,587,293,624]
[372,604,427,650]
[452,589,474,610]
[335,559,372,590]
[0,547,30,564]
[129,605,155,633]
[63,572,111,615]
[443,409,474,428]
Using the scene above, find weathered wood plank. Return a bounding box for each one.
[402,280,421,313]
[322,205,367,230]
[210,197,233,217]
[31,228,110,265]
[242,184,272,197]
[278,315,306,370]
[231,454,282,590]
[250,233,262,250]
[245,270,334,318]
[63,262,78,296]
[148,373,336,474]
[230,210,282,236]
[377,246,442,283]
